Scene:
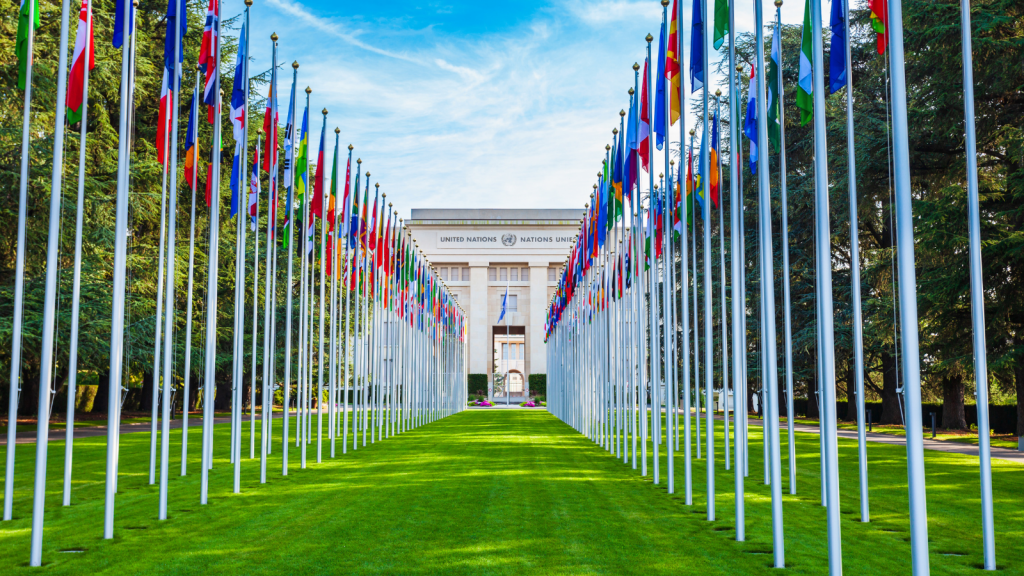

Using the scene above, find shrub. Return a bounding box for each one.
[468,374,488,396]
[528,374,546,396]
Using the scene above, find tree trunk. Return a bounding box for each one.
[93,371,111,415]
[941,373,968,430]
[880,351,903,425]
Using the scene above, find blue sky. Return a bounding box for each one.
[244,0,820,218]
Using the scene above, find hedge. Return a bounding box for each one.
[468,374,488,395]
[528,374,546,396]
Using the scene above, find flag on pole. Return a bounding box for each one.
[112,0,133,49]
[695,127,706,217]
[164,0,186,73]
[340,153,352,240]
[157,69,173,166]
[184,89,198,188]
[349,169,361,249]
[869,0,889,54]
[249,145,259,231]
[311,126,326,219]
[625,93,637,200]
[612,128,624,220]
[689,0,704,93]
[710,112,720,208]
[796,0,813,126]
[743,65,759,174]
[326,141,338,275]
[713,0,729,50]
[230,22,247,143]
[673,177,683,238]
[230,141,241,217]
[639,59,651,172]
[498,286,508,323]
[667,0,681,125]
[829,0,848,93]
[654,21,668,151]
[368,191,378,254]
[295,106,309,208]
[262,87,278,185]
[283,76,296,224]
[685,148,694,225]
[767,21,782,151]
[67,0,95,124]
[198,0,220,122]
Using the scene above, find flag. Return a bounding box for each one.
[689,0,704,93]
[249,145,259,231]
[612,128,624,220]
[349,169,362,249]
[112,0,133,49]
[66,0,95,124]
[230,22,247,143]
[184,89,198,188]
[498,286,508,323]
[796,0,813,126]
[283,77,296,222]
[767,21,782,151]
[667,0,681,125]
[198,0,220,121]
[368,191,378,252]
[685,148,694,225]
[295,106,309,207]
[713,0,729,50]
[358,182,369,250]
[625,93,637,200]
[673,177,683,238]
[639,59,651,172]
[311,126,326,219]
[262,86,278,182]
[710,112,720,208]
[597,178,608,248]
[156,69,173,166]
[743,65,759,174]
[230,141,241,217]
[164,0,186,73]
[16,0,40,90]
[869,0,888,55]
[829,0,848,94]
[340,153,352,240]
[695,127,706,217]
[654,21,668,151]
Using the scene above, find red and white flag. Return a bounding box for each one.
[66,0,94,124]
[197,0,219,122]
[249,144,259,231]
[156,68,173,166]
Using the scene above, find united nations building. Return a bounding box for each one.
[405,209,582,401]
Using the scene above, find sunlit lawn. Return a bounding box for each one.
[0,409,1021,574]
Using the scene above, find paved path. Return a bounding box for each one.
[739,415,1024,464]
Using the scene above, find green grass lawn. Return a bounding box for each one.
[0,409,1021,574]
[789,416,1021,450]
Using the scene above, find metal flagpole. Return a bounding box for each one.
[808,0,842,569]
[754,0,784,564]
[715,91,729,475]
[29,0,73,561]
[158,0,186,519]
[675,0,691,501]
[4,0,36,522]
[959,0,994,568]
[151,72,172,487]
[104,0,136,537]
[645,38,660,487]
[699,0,714,520]
[282,62,299,474]
[730,46,745,542]
[64,0,94,506]
[261,46,277,482]
[774,2,797,496]
[329,129,341,458]
[182,73,200,476]
[318,109,329,462]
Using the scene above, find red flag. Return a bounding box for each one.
[639,59,651,172]
[66,0,94,123]
[156,69,172,167]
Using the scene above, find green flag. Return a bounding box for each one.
[767,21,782,151]
[713,0,729,50]
[796,0,813,126]
[17,0,41,90]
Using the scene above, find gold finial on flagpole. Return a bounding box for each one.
[646,34,653,43]
[305,87,312,94]
[293,61,299,69]
[632,63,640,72]
[348,144,353,150]
[335,127,340,134]
[271,32,278,42]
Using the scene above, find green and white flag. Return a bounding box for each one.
[796,0,813,126]
[713,0,729,50]
[767,20,782,151]
[17,0,41,90]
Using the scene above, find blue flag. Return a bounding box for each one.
[164,0,186,75]
[743,67,759,174]
[230,142,241,217]
[829,0,847,94]
[113,0,135,49]
[689,0,704,93]
[498,286,508,323]
[654,20,668,151]
[625,93,638,200]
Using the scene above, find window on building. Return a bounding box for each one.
[502,343,508,359]
[548,267,556,281]
[440,267,448,281]
[488,267,497,281]
[499,267,507,281]
[510,344,517,360]
[519,343,525,358]
[521,268,529,281]
[462,267,470,281]
[508,294,518,312]
[510,268,518,281]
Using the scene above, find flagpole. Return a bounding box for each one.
[329,129,341,458]
[835,0,867,520]
[63,0,94,507]
[104,0,135,539]
[4,0,36,523]
[715,91,729,477]
[754,0,784,564]
[697,0,714,520]
[675,0,691,501]
[283,62,298,474]
[151,70,172,487]
[261,38,278,483]
[158,0,186,519]
[182,73,200,476]
[959,0,995,568]
[28,0,73,559]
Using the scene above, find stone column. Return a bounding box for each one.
[469,262,490,398]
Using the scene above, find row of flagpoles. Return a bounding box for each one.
[544,0,995,573]
[7,0,468,566]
